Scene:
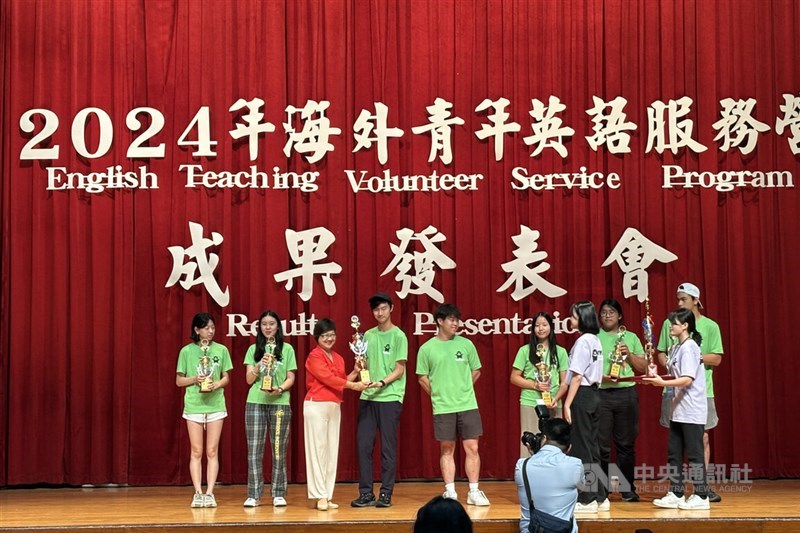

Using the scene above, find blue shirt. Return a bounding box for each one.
[514,445,582,533]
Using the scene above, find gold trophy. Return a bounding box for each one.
[642,299,659,378]
[260,335,277,391]
[349,315,370,383]
[197,339,214,392]
[534,343,552,405]
[610,326,627,378]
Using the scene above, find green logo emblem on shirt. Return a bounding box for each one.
[455,351,464,360]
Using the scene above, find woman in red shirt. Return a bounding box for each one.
[304,318,367,510]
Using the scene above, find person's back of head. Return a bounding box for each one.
[413,495,473,533]
[542,418,571,451]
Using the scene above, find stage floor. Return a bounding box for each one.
[2,480,799,532]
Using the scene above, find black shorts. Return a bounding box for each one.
[433,409,483,441]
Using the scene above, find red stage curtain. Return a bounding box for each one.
[1,0,799,486]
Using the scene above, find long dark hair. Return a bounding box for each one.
[528,312,559,367]
[255,310,285,361]
[668,308,703,346]
[413,495,473,533]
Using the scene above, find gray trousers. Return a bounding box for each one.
[245,402,292,499]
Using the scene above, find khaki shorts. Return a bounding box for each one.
[660,397,718,430]
[433,409,483,441]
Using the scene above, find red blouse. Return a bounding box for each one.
[304,345,348,403]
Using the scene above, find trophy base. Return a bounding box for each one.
[610,363,622,379]
[261,376,273,391]
[542,391,552,405]
[199,378,213,393]
[360,370,371,383]
[647,364,659,378]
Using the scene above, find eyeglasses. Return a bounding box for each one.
[320,333,336,340]
[600,310,618,317]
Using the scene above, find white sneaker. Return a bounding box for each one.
[597,498,610,511]
[243,497,259,507]
[574,501,598,513]
[678,494,710,510]
[442,490,458,500]
[191,492,204,508]
[204,493,217,508]
[467,490,490,506]
[273,496,287,507]
[653,492,685,509]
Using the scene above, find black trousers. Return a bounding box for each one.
[667,420,708,498]
[357,400,403,495]
[599,387,639,494]
[569,385,607,504]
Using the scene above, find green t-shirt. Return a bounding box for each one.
[416,335,481,415]
[657,315,724,397]
[243,343,298,405]
[360,326,408,403]
[176,341,234,414]
[598,329,645,389]
[512,344,569,406]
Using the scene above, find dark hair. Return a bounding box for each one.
[542,418,572,448]
[667,308,703,346]
[413,495,473,533]
[255,310,285,362]
[571,301,600,334]
[529,312,559,367]
[434,303,461,324]
[599,298,624,323]
[368,293,393,310]
[313,318,336,340]
[190,313,215,342]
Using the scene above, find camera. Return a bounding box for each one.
[520,404,550,455]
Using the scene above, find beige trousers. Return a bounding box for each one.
[303,400,341,499]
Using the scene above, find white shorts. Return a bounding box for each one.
[183,412,227,423]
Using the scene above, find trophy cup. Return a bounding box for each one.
[534,343,552,405]
[609,326,627,379]
[642,298,659,378]
[197,339,214,392]
[260,335,277,391]
[349,315,370,383]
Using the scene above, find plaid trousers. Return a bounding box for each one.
[245,402,292,499]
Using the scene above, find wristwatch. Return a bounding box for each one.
[379,380,386,387]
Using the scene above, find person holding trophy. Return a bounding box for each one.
[175,313,233,508]
[645,308,710,510]
[510,312,569,458]
[596,298,647,503]
[656,282,724,502]
[242,310,297,508]
[304,318,368,511]
[351,292,408,509]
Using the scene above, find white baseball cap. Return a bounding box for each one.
[677,282,703,308]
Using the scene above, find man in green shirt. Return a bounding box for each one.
[416,303,490,507]
[351,292,408,509]
[657,282,724,502]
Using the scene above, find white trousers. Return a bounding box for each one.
[303,400,341,499]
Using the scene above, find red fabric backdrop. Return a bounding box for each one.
[1,0,799,486]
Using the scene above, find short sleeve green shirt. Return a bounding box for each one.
[360,326,408,403]
[598,329,645,389]
[243,343,298,405]
[416,335,481,415]
[512,344,569,406]
[176,341,233,414]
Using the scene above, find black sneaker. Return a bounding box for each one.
[350,493,376,507]
[621,492,640,502]
[707,489,722,503]
[376,492,392,508]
